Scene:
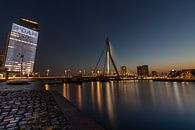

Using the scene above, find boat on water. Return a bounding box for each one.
[6,79,32,85]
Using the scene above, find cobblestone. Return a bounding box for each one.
[0,90,72,129]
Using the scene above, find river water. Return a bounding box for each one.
[45,80,195,129]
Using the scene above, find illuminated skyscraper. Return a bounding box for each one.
[4,18,39,75]
[137,65,149,77]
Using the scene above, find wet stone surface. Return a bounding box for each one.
[0,90,72,129]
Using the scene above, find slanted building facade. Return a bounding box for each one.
[4,18,39,76]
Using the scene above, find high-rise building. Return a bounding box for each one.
[120,66,127,76]
[137,65,149,77]
[3,18,39,75]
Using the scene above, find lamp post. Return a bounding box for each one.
[17,53,24,77]
[64,70,67,77]
[46,69,50,77]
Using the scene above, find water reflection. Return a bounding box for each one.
[76,84,82,108]
[173,82,183,111]
[44,83,49,91]
[46,80,195,129]
[96,81,103,114]
[63,83,70,99]
[91,82,95,109]
[105,82,115,127]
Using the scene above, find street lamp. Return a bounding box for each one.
[46,69,50,77]
[17,53,24,77]
[64,70,67,77]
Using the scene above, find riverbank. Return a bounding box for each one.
[0,81,104,129]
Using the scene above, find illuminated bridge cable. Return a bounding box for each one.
[109,49,120,76]
[94,43,106,73]
[103,52,106,75]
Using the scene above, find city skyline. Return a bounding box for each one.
[0,0,195,74]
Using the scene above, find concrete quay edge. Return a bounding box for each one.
[52,91,105,130]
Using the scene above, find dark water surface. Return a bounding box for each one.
[45,80,195,129]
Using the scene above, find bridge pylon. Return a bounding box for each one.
[94,37,119,77]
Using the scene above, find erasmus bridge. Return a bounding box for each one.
[93,37,120,78]
[37,37,134,83]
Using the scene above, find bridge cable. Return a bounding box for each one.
[93,43,106,73]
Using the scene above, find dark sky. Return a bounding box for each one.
[0,0,195,75]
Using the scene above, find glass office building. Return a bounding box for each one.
[4,21,38,75]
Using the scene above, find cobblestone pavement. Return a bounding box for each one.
[0,90,72,129]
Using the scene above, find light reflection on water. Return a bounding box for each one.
[45,80,195,129]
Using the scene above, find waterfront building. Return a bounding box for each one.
[120,66,127,76]
[151,71,158,77]
[181,69,195,79]
[137,65,149,77]
[160,72,168,78]
[3,18,39,75]
[168,69,178,78]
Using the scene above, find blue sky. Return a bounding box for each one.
[0,0,195,74]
